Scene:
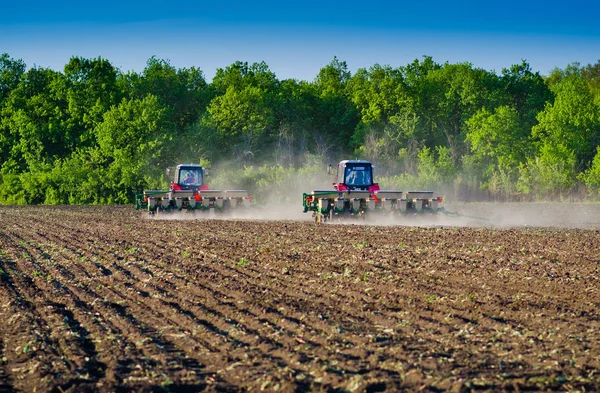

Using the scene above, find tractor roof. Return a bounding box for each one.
[339,160,372,166]
[176,164,203,169]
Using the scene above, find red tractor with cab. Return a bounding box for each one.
[136,164,251,215]
[303,160,443,222]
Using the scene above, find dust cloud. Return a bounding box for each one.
[442,203,600,229]
[142,200,600,229]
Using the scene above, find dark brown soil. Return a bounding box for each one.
[0,205,599,392]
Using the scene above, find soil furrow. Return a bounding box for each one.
[1,206,600,392]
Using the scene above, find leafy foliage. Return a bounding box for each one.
[1,53,599,204]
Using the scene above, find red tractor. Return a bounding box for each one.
[303,160,443,222]
[136,164,251,215]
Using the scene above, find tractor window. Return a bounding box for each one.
[345,166,372,186]
[179,169,203,186]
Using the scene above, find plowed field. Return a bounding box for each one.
[0,205,599,392]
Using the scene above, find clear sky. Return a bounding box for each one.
[1,0,599,82]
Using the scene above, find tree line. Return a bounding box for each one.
[1,53,599,204]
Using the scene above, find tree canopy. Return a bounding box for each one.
[1,53,599,204]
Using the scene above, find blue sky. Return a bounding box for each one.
[1,0,599,81]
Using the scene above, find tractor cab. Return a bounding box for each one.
[334,160,379,192]
[171,164,209,192]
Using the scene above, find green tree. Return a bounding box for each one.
[273,79,320,166]
[500,60,553,130]
[0,67,70,170]
[313,57,359,153]
[61,56,123,149]
[0,54,26,165]
[413,146,456,189]
[532,65,600,171]
[212,61,278,95]
[95,95,173,202]
[466,106,532,170]
[275,79,319,131]
[0,53,26,105]
[207,85,275,159]
[400,56,442,146]
[582,59,600,104]
[348,64,415,127]
[465,106,530,197]
[518,142,577,199]
[121,57,211,132]
[347,64,418,166]
[422,62,496,159]
[207,61,280,160]
[579,146,600,196]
